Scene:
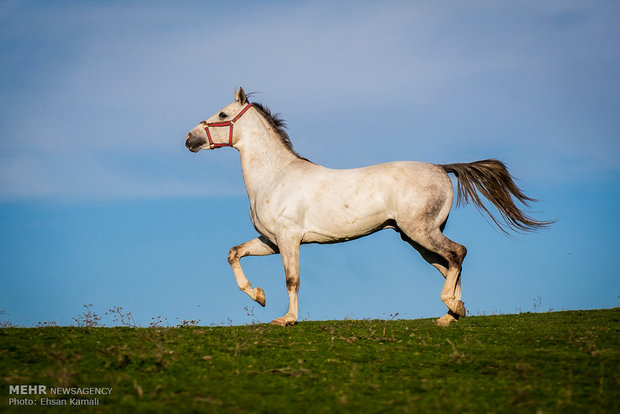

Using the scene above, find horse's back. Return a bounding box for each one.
[295,160,451,203]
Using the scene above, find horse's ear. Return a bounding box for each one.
[235,86,247,105]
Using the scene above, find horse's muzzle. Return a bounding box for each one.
[185,133,206,153]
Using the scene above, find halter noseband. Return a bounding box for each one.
[200,103,253,149]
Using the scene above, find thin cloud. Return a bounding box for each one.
[1,1,618,199]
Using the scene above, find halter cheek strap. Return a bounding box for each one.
[200,103,253,149]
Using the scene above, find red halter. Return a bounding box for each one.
[200,103,253,149]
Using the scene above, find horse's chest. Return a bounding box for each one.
[249,202,278,239]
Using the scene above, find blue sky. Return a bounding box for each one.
[1,1,618,326]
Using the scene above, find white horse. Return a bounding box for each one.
[185,87,550,327]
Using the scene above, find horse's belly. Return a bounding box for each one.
[301,200,392,243]
[301,223,387,244]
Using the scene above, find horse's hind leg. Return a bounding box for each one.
[228,236,279,307]
[399,230,449,278]
[398,227,467,326]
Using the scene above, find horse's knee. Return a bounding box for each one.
[227,247,240,265]
[285,275,300,292]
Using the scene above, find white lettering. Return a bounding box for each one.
[8,398,36,406]
[70,397,99,406]
[49,387,112,395]
[8,385,46,395]
[41,398,67,406]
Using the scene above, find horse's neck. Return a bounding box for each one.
[236,119,298,201]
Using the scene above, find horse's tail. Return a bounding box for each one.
[441,159,553,234]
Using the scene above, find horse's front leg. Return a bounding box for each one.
[270,237,301,327]
[228,236,279,307]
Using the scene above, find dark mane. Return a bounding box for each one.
[250,101,311,162]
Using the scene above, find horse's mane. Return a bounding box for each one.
[250,101,311,163]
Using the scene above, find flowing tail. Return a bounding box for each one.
[441,159,553,234]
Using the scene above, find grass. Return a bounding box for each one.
[1,309,619,413]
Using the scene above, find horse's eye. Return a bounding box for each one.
[219,112,227,119]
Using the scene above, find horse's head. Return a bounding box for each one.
[185,87,251,153]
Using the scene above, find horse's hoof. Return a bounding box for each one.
[435,313,458,327]
[270,317,295,327]
[255,288,266,307]
[270,318,287,327]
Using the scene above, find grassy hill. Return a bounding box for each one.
[1,309,619,413]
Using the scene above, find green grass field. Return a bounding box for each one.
[1,309,619,413]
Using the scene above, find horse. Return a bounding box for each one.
[185,87,551,327]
